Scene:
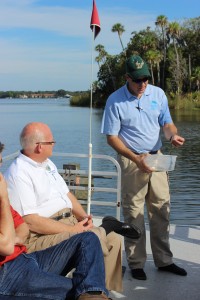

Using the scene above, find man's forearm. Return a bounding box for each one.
[67,191,88,220]
[163,123,178,140]
[107,135,138,162]
[23,214,78,235]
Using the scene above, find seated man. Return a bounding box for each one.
[0,142,111,300]
[4,122,141,292]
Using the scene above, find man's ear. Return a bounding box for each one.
[35,143,42,153]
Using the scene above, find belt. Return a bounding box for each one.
[149,150,158,155]
[52,211,71,221]
[133,150,158,155]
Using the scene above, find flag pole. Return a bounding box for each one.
[87,0,101,215]
[87,27,95,215]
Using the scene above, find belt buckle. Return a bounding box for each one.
[62,212,71,218]
[52,210,71,221]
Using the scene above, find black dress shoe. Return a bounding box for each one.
[102,216,141,239]
[131,268,147,280]
[158,263,187,276]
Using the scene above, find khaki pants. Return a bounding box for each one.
[118,154,173,269]
[25,209,122,292]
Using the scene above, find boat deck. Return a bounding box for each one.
[2,153,199,299]
[94,219,200,300]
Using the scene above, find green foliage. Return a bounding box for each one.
[92,15,200,108]
[55,89,67,97]
[70,92,90,107]
[1,17,199,111]
[168,92,200,110]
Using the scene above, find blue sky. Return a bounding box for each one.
[0,0,199,92]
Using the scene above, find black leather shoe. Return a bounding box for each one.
[158,263,187,276]
[102,216,141,239]
[131,268,147,280]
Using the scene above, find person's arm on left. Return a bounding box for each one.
[15,222,29,246]
[0,173,15,256]
[163,123,185,147]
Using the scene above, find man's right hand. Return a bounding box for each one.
[74,218,94,233]
[134,155,153,173]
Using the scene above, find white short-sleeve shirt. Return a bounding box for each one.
[4,153,72,217]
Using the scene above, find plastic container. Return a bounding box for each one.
[144,154,177,172]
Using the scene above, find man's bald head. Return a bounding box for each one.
[20,123,54,161]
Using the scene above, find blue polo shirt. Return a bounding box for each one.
[101,83,172,153]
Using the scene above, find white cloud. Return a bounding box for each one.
[0,1,159,91]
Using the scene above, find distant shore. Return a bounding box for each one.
[1,90,200,111]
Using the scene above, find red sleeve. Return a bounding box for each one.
[10,206,24,229]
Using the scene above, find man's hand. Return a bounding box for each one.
[170,134,185,147]
[73,217,94,233]
[134,154,153,174]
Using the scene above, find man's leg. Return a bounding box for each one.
[25,216,122,292]
[0,232,108,300]
[91,228,122,292]
[118,154,148,269]
[35,232,108,299]
[146,171,173,267]
[0,253,72,299]
[146,172,186,276]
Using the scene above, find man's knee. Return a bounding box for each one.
[81,231,101,245]
[106,231,122,246]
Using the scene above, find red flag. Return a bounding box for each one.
[90,0,101,39]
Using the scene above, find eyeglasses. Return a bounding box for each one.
[132,77,149,84]
[36,141,56,145]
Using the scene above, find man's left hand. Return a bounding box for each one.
[171,135,185,147]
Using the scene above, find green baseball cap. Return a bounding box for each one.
[126,55,151,80]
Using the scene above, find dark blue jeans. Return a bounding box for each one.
[0,232,108,300]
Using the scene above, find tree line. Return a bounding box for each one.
[0,89,73,99]
[91,15,200,107]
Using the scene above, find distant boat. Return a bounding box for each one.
[65,94,71,98]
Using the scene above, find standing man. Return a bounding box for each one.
[0,141,111,300]
[101,55,187,280]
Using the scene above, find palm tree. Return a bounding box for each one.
[95,56,101,68]
[145,50,163,86]
[111,23,125,51]
[167,22,182,93]
[127,28,158,58]
[141,30,157,51]
[95,44,116,90]
[155,15,168,89]
[95,44,108,64]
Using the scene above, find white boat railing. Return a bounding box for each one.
[2,151,122,220]
[53,152,121,220]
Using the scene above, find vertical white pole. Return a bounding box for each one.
[87,27,95,215]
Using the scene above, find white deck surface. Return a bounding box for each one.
[93,219,200,300]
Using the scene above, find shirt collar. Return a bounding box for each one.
[19,151,49,168]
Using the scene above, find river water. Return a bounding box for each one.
[0,98,200,225]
